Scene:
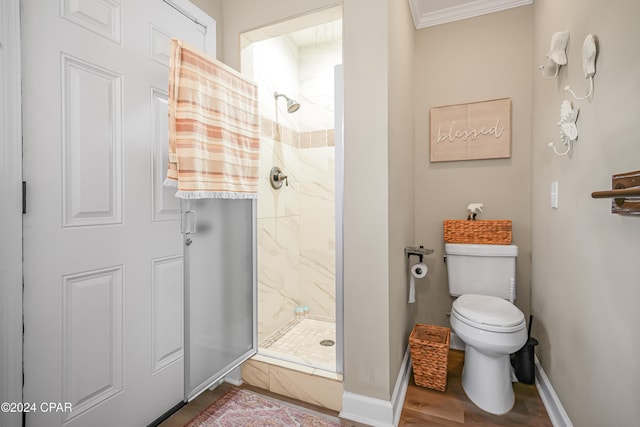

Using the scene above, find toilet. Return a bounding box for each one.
[445,243,527,415]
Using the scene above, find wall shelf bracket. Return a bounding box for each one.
[405,246,434,263]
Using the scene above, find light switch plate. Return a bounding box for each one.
[551,181,558,208]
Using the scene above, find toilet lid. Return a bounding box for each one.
[452,294,524,327]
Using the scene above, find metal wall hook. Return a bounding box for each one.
[270,166,288,189]
[548,100,579,157]
[564,34,597,101]
[548,140,572,156]
[564,76,594,100]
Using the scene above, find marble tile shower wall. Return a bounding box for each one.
[258,117,335,342]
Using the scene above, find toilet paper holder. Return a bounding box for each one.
[405,246,434,263]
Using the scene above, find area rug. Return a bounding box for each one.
[185,388,341,427]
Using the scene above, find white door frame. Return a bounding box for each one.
[0,0,23,426]
[1,1,215,426]
[164,0,217,53]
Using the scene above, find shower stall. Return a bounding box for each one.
[241,10,343,375]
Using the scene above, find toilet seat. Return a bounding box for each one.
[452,294,525,333]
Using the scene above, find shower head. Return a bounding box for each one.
[274,91,301,113]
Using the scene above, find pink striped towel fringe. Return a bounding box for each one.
[164,38,260,199]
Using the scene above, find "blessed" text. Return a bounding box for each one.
[437,118,505,143]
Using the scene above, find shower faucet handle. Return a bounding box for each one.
[277,172,289,186]
[270,166,288,189]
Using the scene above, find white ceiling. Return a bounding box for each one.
[408,0,533,29]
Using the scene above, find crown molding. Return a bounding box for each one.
[409,0,533,29]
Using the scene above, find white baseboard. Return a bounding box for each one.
[340,345,411,427]
[535,356,573,427]
[390,347,412,426]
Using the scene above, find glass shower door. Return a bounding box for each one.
[183,199,257,402]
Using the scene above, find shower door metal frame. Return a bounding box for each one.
[335,64,344,375]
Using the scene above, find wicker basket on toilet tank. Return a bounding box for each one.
[443,220,512,245]
[409,324,450,392]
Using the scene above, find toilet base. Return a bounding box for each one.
[461,345,515,415]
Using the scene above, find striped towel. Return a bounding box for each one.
[164,38,260,199]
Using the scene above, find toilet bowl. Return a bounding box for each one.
[450,294,527,415]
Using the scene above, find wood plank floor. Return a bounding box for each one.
[160,349,552,426]
[399,349,552,426]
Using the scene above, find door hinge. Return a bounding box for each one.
[22,181,26,214]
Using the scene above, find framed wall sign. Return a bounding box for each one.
[430,98,511,162]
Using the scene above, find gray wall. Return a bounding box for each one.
[531,0,640,425]
[342,0,391,399]
[388,0,416,395]
[413,6,533,328]
[343,0,417,400]
[342,0,391,400]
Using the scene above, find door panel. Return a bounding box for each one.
[22,1,212,425]
[61,53,123,227]
[62,266,124,422]
[151,255,184,372]
[60,0,122,44]
[151,88,181,221]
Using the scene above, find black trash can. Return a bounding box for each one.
[513,337,538,384]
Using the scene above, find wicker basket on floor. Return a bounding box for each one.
[409,324,450,392]
[443,219,512,245]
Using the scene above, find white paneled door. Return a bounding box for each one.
[22,1,214,425]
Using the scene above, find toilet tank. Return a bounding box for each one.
[445,243,518,299]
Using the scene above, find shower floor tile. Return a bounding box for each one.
[259,315,336,372]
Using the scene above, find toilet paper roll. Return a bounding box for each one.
[411,263,428,279]
[409,262,428,304]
